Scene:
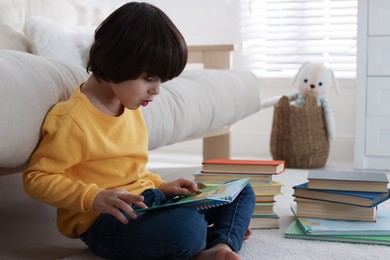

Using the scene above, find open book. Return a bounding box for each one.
[135,178,249,213]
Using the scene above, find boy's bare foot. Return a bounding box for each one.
[193,244,240,260]
[244,227,252,241]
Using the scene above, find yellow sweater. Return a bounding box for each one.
[23,86,164,238]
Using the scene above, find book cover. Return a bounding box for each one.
[293,182,390,207]
[202,158,285,174]
[294,198,377,222]
[307,170,389,192]
[193,171,272,184]
[134,178,248,213]
[284,220,390,246]
[291,205,390,236]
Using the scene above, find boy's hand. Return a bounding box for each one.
[159,178,201,198]
[92,189,147,224]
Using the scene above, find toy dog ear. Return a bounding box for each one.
[290,61,310,86]
[329,68,340,95]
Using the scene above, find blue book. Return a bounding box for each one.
[134,178,248,213]
[292,205,390,236]
[293,182,390,207]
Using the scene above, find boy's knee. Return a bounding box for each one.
[243,184,256,202]
[168,208,208,253]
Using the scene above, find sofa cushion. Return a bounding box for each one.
[0,50,88,167]
[0,23,30,52]
[0,0,95,32]
[24,16,94,67]
[142,69,261,150]
[0,53,261,169]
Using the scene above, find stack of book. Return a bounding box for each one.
[285,169,390,245]
[195,158,285,229]
[293,170,389,222]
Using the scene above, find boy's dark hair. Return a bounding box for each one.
[87,2,188,83]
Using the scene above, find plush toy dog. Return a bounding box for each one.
[262,62,340,140]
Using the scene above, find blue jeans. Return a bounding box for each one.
[81,184,255,260]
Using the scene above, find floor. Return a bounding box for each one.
[0,151,369,259]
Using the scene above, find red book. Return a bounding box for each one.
[202,158,285,174]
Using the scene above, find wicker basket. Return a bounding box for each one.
[270,95,329,168]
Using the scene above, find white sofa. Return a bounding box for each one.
[0,0,261,174]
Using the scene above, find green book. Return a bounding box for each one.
[135,178,248,213]
[284,220,390,246]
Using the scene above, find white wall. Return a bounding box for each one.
[146,0,242,46]
[148,0,356,163]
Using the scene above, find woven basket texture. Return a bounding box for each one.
[270,96,329,168]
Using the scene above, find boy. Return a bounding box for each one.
[24,2,255,259]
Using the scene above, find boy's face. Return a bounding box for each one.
[111,73,161,110]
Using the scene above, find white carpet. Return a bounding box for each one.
[61,159,390,260]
